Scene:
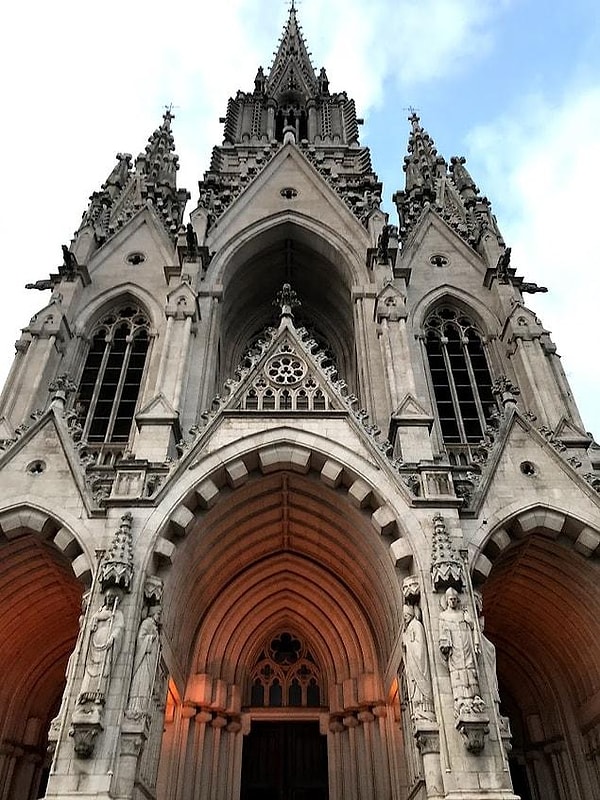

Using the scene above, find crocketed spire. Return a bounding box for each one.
[76,110,190,252]
[393,113,504,255]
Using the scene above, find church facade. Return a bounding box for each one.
[0,8,599,800]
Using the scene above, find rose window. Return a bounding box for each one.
[266,354,307,386]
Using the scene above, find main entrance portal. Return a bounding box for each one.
[241,721,328,800]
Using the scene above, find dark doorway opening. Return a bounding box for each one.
[241,721,328,800]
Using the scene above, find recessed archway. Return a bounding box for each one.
[482,533,600,800]
[217,222,357,388]
[0,513,89,800]
[154,467,408,800]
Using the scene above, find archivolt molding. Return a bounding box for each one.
[0,502,94,584]
[144,433,423,577]
[72,283,163,338]
[470,503,600,583]
[482,533,600,709]
[409,283,502,337]
[206,211,368,290]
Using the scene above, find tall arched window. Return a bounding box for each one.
[76,304,150,444]
[424,306,495,447]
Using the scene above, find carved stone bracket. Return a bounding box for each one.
[69,705,103,759]
[415,723,440,756]
[402,575,421,605]
[456,711,490,755]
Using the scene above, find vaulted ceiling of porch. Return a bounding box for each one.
[160,470,403,691]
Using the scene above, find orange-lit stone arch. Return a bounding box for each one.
[475,507,600,798]
[0,506,92,799]
[151,444,412,704]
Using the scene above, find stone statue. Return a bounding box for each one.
[438,587,484,716]
[402,605,435,722]
[186,222,199,260]
[126,606,161,718]
[49,592,90,735]
[473,593,500,707]
[78,587,125,706]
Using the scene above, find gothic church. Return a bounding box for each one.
[0,7,599,800]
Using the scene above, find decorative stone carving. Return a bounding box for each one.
[126,606,161,721]
[70,586,125,757]
[69,723,101,759]
[48,374,77,408]
[49,591,90,739]
[77,587,125,706]
[402,605,435,723]
[99,512,134,592]
[402,575,421,605]
[431,514,463,592]
[438,588,484,718]
[438,586,489,753]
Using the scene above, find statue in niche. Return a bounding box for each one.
[78,587,125,706]
[126,605,162,719]
[438,587,484,717]
[402,605,435,722]
[49,592,90,735]
[474,592,500,708]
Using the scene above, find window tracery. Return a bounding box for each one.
[76,304,150,444]
[424,306,495,450]
[248,632,322,708]
[236,341,334,412]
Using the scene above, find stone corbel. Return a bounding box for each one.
[456,712,490,755]
[69,705,103,759]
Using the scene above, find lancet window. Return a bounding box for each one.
[424,306,495,450]
[249,632,322,708]
[76,304,150,444]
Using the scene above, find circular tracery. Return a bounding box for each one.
[266,353,308,385]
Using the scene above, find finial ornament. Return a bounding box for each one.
[99,512,134,592]
[431,513,464,592]
[274,283,300,319]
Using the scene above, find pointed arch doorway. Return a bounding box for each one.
[241,630,328,800]
[155,465,409,800]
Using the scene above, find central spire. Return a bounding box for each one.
[266,3,318,99]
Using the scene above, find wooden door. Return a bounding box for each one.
[241,721,328,800]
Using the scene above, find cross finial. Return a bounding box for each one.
[163,103,179,124]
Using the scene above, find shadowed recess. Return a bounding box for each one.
[0,534,82,747]
[218,223,356,385]
[160,471,403,689]
[483,536,600,723]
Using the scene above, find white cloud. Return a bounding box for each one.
[296,0,505,113]
[467,86,600,437]
[0,0,525,432]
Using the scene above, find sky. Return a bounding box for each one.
[1,0,599,439]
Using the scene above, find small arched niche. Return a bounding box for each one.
[218,222,357,390]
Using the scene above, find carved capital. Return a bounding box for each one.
[415,725,440,756]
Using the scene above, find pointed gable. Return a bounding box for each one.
[217,315,349,415]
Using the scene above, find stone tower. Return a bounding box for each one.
[0,7,599,800]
